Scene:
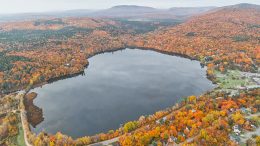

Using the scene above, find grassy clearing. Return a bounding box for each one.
[16,122,26,146]
[214,70,255,89]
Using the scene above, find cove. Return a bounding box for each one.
[30,48,214,138]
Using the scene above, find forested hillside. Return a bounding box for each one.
[130,4,259,76]
[0,3,259,146]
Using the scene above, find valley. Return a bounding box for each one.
[0,3,259,146]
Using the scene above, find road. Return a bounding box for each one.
[17,89,119,146]
[88,137,119,146]
[87,106,182,145]
[240,112,260,143]
[17,92,33,146]
[17,89,181,146]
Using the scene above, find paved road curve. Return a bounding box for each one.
[18,92,33,146]
[88,137,119,146]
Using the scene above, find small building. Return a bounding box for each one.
[167,136,177,145]
[156,117,167,125]
[162,117,167,122]
[240,107,251,115]
[216,97,224,100]
[65,63,71,67]
[204,56,213,62]
[156,119,160,124]
[233,125,241,135]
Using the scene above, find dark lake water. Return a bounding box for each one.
[31,48,214,138]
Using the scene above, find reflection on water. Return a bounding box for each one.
[31,48,214,138]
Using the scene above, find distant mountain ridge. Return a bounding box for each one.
[168,7,216,16]
[88,5,216,19]
[0,3,259,23]
[226,3,260,9]
[0,5,216,22]
[110,5,157,11]
[87,5,157,18]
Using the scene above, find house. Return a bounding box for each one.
[216,97,224,100]
[251,124,257,129]
[156,117,167,125]
[156,119,160,124]
[204,56,213,62]
[234,129,241,135]
[240,107,246,113]
[238,86,246,90]
[240,107,251,115]
[229,108,235,113]
[167,136,177,145]
[162,117,167,122]
[233,125,241,135]
[65,63,71,67]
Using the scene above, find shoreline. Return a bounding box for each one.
[1,46,209,97]
[22,47,216,138]
[4,46,219,145]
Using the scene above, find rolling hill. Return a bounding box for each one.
[0,3,259,146]
[131,3,260,72]
[0,5,216,23]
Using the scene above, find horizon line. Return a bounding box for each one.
[0,2,258,16]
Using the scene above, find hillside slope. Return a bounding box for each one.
[130,3,260,74]
[89,5,215,20]
[0,3,259,146]
[120,4,260,145]
[0,5,216,22]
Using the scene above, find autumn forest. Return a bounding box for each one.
[0,2,259,146]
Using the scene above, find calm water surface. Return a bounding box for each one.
[31,48,214,138]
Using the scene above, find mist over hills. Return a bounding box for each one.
[0,3,259,23]
[0,5,216,22]
[225,3,260,9]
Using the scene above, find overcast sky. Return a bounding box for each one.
[0,0,259,14]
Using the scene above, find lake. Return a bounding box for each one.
[30,48,214,138]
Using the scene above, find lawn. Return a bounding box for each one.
[214,70,255,89]
[16,121,26,146]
